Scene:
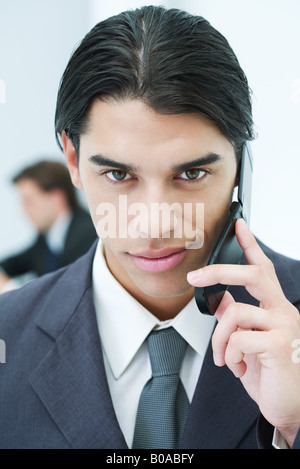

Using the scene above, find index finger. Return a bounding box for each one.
[236,218,265,264]
[236,218,282,289]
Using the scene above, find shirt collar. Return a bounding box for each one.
[92,240,216,379]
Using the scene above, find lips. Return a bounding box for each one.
[128,248,187,273]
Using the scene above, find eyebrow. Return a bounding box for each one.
[171,153,222,172]
[88,155,139,173]
[88,152,222,173]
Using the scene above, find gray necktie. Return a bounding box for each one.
[132,327,189,449]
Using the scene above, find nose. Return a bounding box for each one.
[127,187,205,248]
[127,186,181,240]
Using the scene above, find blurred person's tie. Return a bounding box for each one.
[132,327,189,449]
[44,244,60,273]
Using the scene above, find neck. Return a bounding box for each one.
[126,288,195,321]
[40,206,72,235]
[52,206,72,225]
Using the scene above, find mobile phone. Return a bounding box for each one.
[194,142,253,315]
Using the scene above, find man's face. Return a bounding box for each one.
[16,179,60,233]
[64,99,237,317]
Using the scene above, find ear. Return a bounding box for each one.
[61,131,83,190]
[49,188,68,206]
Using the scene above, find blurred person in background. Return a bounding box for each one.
[0,160,97,293]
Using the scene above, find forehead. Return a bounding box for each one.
[16,179,43,193]
[80,99,235,164]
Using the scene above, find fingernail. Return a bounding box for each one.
[237,218,247,228]
[213,352,223,367]
[187,269,202,282]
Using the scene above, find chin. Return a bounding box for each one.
[132,275,193,299]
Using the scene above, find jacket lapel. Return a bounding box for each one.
[28,245,128,449]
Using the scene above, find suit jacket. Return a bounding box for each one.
[0,240,299,449]
[0,209,97,277]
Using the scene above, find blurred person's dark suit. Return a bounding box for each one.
[0,209,97,277]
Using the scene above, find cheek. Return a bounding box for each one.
[78,171,100,214]
[203,184,235,249]
[79,176,121,238]
[25,199,45,218]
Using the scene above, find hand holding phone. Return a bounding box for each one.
[194,143,253,315]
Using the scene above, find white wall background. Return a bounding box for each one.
[1,0,299,260]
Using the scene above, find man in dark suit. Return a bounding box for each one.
[0,6,300,449]
[0,160,97,292]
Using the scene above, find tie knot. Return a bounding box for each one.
[147,327,187,377]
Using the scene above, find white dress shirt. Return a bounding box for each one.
[45,211,72,254]
[92,240,216,448]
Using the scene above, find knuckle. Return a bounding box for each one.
[251,264,263,278]
[289,303,300,320]
[280,313,300,331]
[211,264,222,278]
[264,256,276,274]
[211,331,218,349]
[228,331,240,348]
[266,256,275,269]
[270,329,292,350]
[251,262,273,280]
[225,301,238,318]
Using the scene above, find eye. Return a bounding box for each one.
[106,170,132,181]
[179,168,206,180]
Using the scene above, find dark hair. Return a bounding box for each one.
[55,5,254,160]
[12,160,80,210]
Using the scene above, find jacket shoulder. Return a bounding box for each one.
[259,240,300,274]
[257,240,300,306]
[71,209,96,231]
[0,267,68,331]
[0,241,96,334]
